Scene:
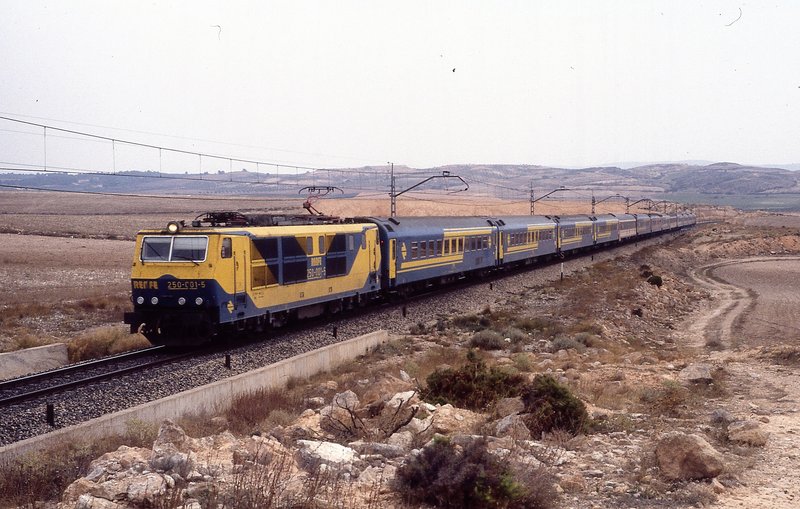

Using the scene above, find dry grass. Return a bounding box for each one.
[0,419,157,508]
[577,375,636,411]
[1,294,134,354]
[68,326,150,362]
[224,387,308,436]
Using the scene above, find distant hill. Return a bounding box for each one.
[2,162,800,210]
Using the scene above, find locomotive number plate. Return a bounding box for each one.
[166,281,207,290]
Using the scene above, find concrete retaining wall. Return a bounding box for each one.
[0,343,69,379]
[0,330,387,461]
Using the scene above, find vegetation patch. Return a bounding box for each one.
[396,437,557,509]
[469,329,505,350]
[68,326,150,362]
[521,375,589,437]
[639,380,691,417]
[225,387,307,435]
[424,351,526,411]
[0,420,156,508]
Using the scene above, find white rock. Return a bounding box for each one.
[297,440,358,469]
[386,390,417,410]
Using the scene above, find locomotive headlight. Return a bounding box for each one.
[136,296,145,305]
[151,296,159,305]
[167,221,181,233]
[178,297,186,305]
[195,297,204,305]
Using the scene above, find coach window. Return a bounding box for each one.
[444,239,450,255]
[221,238,232,259]
[458,238,463,252]
[436,239,442,256]
[305,237,313,254]
[318,236,325,254]
[348,235,355,251]
[411,241,418,259]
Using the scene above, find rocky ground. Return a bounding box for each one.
[4,209,800,509]
[25,214,798,509]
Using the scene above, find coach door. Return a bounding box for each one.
[232,237,247,314]
[388,238,397,281]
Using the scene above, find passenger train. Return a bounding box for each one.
[124,210,696,345]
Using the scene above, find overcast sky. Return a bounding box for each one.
[1,1,799,172]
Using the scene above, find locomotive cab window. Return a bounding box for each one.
[141,237,171,261]
[141,236,208,263]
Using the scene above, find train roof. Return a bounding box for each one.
[359,216,496,235]
[492,215,557,228]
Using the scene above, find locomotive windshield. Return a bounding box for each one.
[141,236,208,262]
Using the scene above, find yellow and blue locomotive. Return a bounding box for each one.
[125,213,381,345]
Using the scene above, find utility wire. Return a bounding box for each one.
[0,112,385,165]
[0,115,329,173]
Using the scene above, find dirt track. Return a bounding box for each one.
[685,257,800,508]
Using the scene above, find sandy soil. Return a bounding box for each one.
[0,233,131,305]
[683,257,800,508]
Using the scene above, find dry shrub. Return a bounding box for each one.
[639,380,691,417]
[402,346,462,381]
[515,316,563,338]
[550,335,585,353]
[568,320,603,336]
[577,376,632,411]
[11,333,49,350]
[176,410,227,439]
[396,437,558,509]
[226,387,306,435]
[68,327,150,362]
[469,329,505,350]
[452,313,490,331]
[761,345,800,365]
[512,353,534,372]
[502,326,528,344]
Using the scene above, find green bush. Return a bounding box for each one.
[550,335,586,353]
[514,316,564,338]
[521,375,588,437]
[646,274,663,287]
[502,327,528,344]
[425,351,526,410]
[396,437,557,509]
[452,313,491,331]
[469,330,505,350]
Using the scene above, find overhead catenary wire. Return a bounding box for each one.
[0,112,385,166]
[0,115,378,174]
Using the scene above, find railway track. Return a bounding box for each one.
[0,346,189,408]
